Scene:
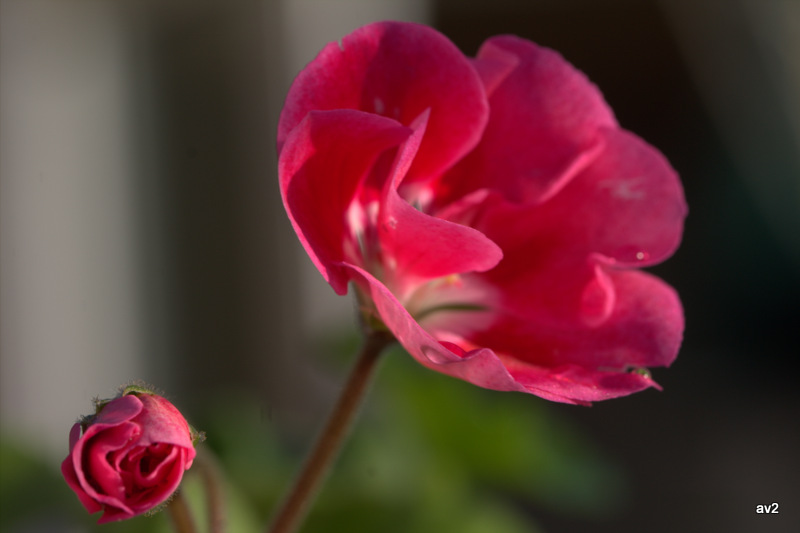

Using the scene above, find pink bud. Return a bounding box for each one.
[61,391,197,523]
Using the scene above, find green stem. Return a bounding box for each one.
[266,330,394,533]
[167,490,197,533]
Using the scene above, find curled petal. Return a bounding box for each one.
[123,446,185,518]
[498,360,658,405]
[66,395,143,514]
[91,393,143,426]
[129,445,178,488]
[377,112,503,294]
[61,424,103,514]
[73,422,138,516]
[85,424,139,514]
[348,263,664,405]
[346,263,526,393]
[280,110,412,294]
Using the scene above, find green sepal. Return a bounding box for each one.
[189,424,206,447]
[119,380,162,397]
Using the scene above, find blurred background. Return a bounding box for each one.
[1,0,798,532]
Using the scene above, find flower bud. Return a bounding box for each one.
[61,386,199,523]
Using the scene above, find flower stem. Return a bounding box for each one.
[196,447,227,533]
[266,330,394,533]
[167,490,196,533]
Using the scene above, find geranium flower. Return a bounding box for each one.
[277,21,686,404]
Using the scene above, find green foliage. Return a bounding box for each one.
[0,439,74,529]
[376,344,627,517]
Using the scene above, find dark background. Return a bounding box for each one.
[432,1,800,532]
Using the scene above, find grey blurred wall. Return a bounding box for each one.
[2,0,145,460]
[0,0,430,461]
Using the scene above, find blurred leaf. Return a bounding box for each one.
[0,437,74,528]
[377,344,627,517]
[192,388,296,524]
[178,463,262,533]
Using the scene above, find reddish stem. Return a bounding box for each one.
[167,489,197,533]
[266,330,394,533]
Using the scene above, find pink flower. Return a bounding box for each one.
[61,391,197,523]
[278,21,686,404]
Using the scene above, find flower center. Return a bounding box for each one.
[346,192,495,333]
[403,273,491,326]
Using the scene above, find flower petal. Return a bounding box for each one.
[470,46,519,97]
[346,263,527,392]
[473,124,685,324]
[498,360,658,405]
[470,268,684,382]
[377,112,503,294]
[66,395,143,514]
[278,21,488,180]
[514,127,687,267]
[126,446,185,515]
[88,426,136,498]
[436,35,617,207]
[93,393,143,426]
[349,262,651,405]
[280,109,412,294]
[61,424,103,514]
[135,395,195,456]
[83,424,139,516]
